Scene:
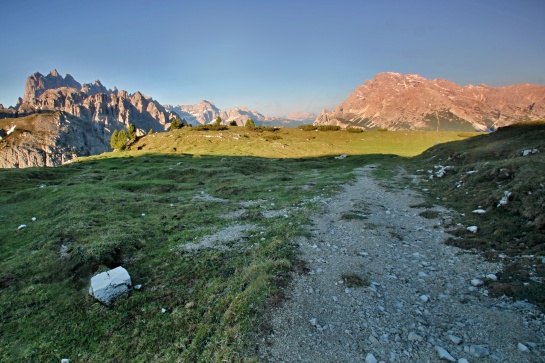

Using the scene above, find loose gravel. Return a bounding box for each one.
[259,166,544,362]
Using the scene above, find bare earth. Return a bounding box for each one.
[259,166,544,362]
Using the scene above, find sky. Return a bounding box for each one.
[1,0,544,116]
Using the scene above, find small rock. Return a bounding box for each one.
[365,353,377,363]
[420,294,429,303]
[161,308,166,313]
[518,342,530,352]
[408,332,424,342]
[418,271,428,277]
[141,213,146,217]
[185,301,195,309]
[470,279,484,287]
[359,251,369,256]
[31,217,37,221]
[448,335,463,345]
[485,274,497,281]
[368,334,380,346]
[89,266,132,305]
[468,345,490,357]
[309,318,317,326]
[133,284,142,290]
[435,346,456,362]
[61,359,71,363]
[472,209,486,214]
[316,268,323,274]
[17,224,27,230]
[466,226,478,233]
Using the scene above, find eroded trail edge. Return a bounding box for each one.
[260,165,544,362]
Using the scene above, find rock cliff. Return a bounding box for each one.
[1,69,176,168]
[314,72,545,131]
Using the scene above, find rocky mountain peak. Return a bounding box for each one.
[315,72,545,131]
[49,69,60,77]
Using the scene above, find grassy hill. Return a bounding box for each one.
[2,125,542,361]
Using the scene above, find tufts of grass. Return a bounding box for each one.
[341,273,370,287]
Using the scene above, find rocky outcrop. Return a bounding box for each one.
[23,69,82,103]
[315,72,545,131]
[0,111,111,168]
[2,70,177,168]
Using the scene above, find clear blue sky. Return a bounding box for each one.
[1,0,544,116]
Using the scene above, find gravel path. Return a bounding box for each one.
[259,166,544,362]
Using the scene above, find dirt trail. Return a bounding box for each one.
[259,166,544,362]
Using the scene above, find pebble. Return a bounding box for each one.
[61,359,71,363]
[470,279,484,287]
[466,226,478,233]
[141,213,146,217]
[448,334,463,345]
[365,353,377,363]
[517,342,530,352]
[31,217,37,221]
[485,274,497,281]
[472,209,486,214]
[17,224,27,230]
[408,332,423,342]
[133,284,142,290]
[435,346,456,362]
[466,344,490,357]
[161,308,166,313]
[419,294,429,302]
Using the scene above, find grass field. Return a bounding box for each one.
[6,125,534,362]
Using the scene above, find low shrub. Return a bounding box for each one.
[317,125,341,131]
[298,124,317,131]
[347,127,364,133]
[191,124,229,131]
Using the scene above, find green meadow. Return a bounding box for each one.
[3,124,543,362]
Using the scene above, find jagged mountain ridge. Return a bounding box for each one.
[1,70,176,168]
[314,72,545,131]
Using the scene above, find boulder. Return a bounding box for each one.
[89,266,132,305]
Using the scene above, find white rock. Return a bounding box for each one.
[17,224,27,230]
[497,191,512,207]
[89,266,132,305]
[518,342,530,352]
[309,318,317,326]
[457,359,469,363]
[161,308,166,313]
[335,154,348,160]
[471,278,484,287]
[61,359,71,363]
[486,274,497,281]
[134,284,142,290]
[141,213,146,217]
[365,353,377,363]
[408,331,424,342]
[435,346,456,362]
[418,271,428,277]
[472,209,486,214]
[316,268,323,274]
[359,251,369,256]
[448,334,463,345]
[31,217,37,221]
[419,294,429,302]
[466,226,478,233]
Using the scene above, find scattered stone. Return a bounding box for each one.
[467,344,490,357]
[185,301,195,309]
[472,209,486,214]
[408,331,424,342]
[368,334,380,346]
[161,308,166,313]
[61,359,71,363]
[466,226,478,233]
[31,217,37,221]
[448,335,463,345]
[309,318,317,326]
[141,213,146,217]
[517,342,530,352]
[365,353,377,363]
[335,154,348,160]
[17,224,27,230]
[522,149,539,156]
[435,346,456,362]
[497,191,512,208]
[89,266,132,305]
[485,274,497,281]
[470,279,484,287]
[133,284,142,290]
[419,294,429,302]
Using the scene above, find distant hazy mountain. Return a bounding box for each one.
[165,101,308,127]
[315,72,545,131]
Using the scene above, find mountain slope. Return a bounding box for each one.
[1,70,176,168]
[314,72,545,131]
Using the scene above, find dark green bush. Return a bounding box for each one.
[347,127,364,133]
[298,124,317,131]
[317,125,341,131]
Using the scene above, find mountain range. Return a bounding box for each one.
[314,72,545,131]
[1,69,545,168]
